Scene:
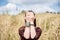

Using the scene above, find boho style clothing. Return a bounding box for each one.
[19,26,42,40]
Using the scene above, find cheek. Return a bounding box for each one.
[29,16,32,18]
[26,16,31,19]
[26,16,29,18]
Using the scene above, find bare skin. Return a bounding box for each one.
[24,12,36,39]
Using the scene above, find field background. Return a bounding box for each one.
[0,13,60,40]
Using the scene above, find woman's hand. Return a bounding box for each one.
[31,26,36,39]
[24,27,30,39]
[24,25,36,39]
[24,16,36,39]
[24,16,35,22]
[24,17,30,22]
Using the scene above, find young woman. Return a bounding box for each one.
[18,10,42,40]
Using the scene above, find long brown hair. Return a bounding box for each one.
[25,10,36,27]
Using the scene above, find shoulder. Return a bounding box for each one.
[36,27,41,30]
[18,26,25,36]
[36,27,42,32]
[36,27,40,29]
[19,26,25,31]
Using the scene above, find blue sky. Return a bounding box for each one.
[0,0,8,6]
[0,0,60,15]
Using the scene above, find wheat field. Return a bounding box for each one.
[0,13,60,40]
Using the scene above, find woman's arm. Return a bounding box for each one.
[31,26,36,39]
[18,26,25,37]
[24,27,30,39]
[34,27,42,39]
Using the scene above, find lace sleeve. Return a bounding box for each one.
[18,26,25,37]
[34,27,42,39]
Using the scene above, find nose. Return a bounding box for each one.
[27,15,30,18]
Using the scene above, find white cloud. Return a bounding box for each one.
[0,3,19,15]
[8,0,58,12]
[0,3,57,15]
[6,3,16,10]
[18,4,56,12]
[0,0,58,15]
[8,0,58,5]
[0,3,16,11]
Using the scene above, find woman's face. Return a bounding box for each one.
[25,12,35,22]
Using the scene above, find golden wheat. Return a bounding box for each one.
[0,13,60,40]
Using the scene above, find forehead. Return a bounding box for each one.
[26,12,34,15]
